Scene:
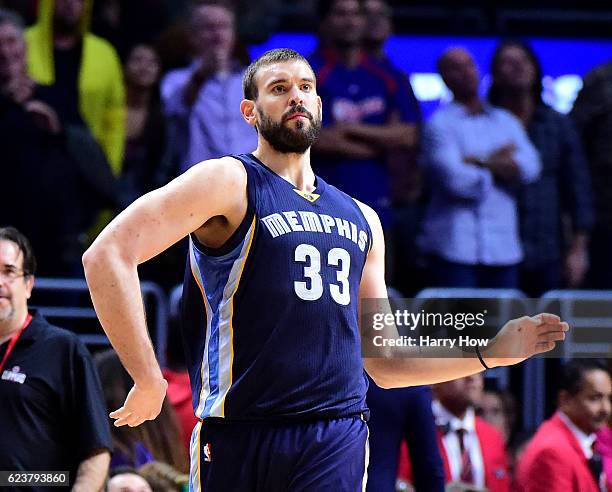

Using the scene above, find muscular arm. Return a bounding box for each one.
[358,203,568,389]
[72,450,110,492]
[82,157,247,426]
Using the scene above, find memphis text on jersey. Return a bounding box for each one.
[261,210,369,252]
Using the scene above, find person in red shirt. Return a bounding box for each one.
[517,359,611,492]
[401,374,510,492]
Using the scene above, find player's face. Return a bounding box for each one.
[561,369,611,434]
[252,60,322,154]
[494,45,537,93]
[0,22,26,81]
[0,240,33,324]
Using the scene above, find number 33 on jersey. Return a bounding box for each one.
[181,153,372,420]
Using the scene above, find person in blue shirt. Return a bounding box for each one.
[161,1,257,173]
[420,47,541,288]
[360,0,426,298]
[310,0,418,230]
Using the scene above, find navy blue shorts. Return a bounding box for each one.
[189,416,370,491]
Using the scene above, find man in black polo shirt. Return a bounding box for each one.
[0,227,111,491]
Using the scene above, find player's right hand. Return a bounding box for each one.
[109,377,168,427]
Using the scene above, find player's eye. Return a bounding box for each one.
[301,84,312,92]
[272,85,286,94]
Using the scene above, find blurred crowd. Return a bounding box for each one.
[1,0,611,490]
[1,0,610,297]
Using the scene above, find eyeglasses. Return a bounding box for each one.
[0,269,28,282]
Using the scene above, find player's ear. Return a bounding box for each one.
[317,95,322,120]
[240,99,257,127]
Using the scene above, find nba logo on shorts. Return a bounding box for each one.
[203,443,212,462]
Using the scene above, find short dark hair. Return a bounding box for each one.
[0,227,36,276]
[559,359,610,396]
[242,48,314,101]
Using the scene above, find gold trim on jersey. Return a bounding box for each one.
[293,188,321,202]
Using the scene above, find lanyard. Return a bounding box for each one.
[0,314,32,374]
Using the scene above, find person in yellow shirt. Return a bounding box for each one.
[26,0,125,175]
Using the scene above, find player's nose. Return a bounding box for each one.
[287,84,304,106]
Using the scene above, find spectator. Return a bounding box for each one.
[122,43,169,203]
[310,0,418,229]
[161,0,256,173]
[361,0,424,295]
[107,467,153,492]
[94,349,190,473]
[0,8,116,276]
[571,62,612,288]
[517,359,611,492]
[507,430,535,492]
[476,388,518,445]
[489,39,593,296]
[420,47,541,288]
[0,0,36,23]
[26,0,126,174]
[138,461,189,492]
[91,0,167,59]
[402,374,511,492]
[366,384,445,492]
[0,227,112,491]
[122,42,185,292]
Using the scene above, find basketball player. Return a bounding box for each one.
[83,49,568,491]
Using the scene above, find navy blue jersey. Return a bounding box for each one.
[180,153,373,421]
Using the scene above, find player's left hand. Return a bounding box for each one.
[482,313,569,368]
[109,377,168,427]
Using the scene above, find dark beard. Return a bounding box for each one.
[257,106,321,154]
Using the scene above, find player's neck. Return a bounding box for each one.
[252,145,316,192]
